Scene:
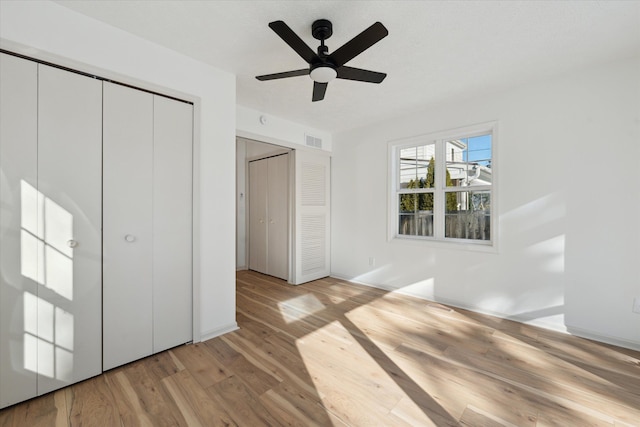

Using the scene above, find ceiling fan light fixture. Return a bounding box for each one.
[256,20,388,101]
[310,65,337,83]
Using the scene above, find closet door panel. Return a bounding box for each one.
[152,96,193,353]
[36,65,102,393]
[102,82,154,370]
[292,150,331,285]
[249,160,268,274]
[0,53,39,409]
[267,155,289,280]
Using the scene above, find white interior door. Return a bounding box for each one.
[267,154,289,280]
[0,53,39,409]
[0,54,194,407]
[36,64,103,394]
[102,82,154,371]
[249,159,268,274]
[104,84,193,366]
[292,150,331,285]
[152,95,193,353]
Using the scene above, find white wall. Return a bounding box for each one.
[237,105,332,151]
[0,1,238,340]
[332,57,640,350]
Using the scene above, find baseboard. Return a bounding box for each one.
[333,273,640,343]
[430,295,569,334]
[565,326,640,352]
[199,323,239,342]
[332,272,455,309]
[335,273,566,330]
[330,272,403,293]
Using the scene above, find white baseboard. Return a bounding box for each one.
[329,273,640,351]
[330,272,404,293]
[199,323,239,342]
[565,326,640,352]
[432,295,568,334]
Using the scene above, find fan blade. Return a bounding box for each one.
[312,82,328,102]
[256,69,309,81]
[269,21,318,64]
[337,66,386,83]
[329,22,388,66]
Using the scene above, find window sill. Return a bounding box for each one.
[390,235,499,254]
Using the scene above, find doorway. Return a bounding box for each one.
[236,136,331,285]
[236,138,291,280]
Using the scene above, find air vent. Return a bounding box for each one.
[305,134,323,149]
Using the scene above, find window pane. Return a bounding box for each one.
[446,134,492,188]
[445,190,490,240]
[399,144,435,189]
[398,193,434,236]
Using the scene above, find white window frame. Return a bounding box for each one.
[388,121,498,251]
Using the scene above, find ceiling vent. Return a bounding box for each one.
[305,134,323,149]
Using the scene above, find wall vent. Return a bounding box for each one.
[305,134,322,149]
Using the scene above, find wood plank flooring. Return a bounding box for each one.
[1,270,639,426]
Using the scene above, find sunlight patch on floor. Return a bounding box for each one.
[277,293,325,324]
[296,319,446,426]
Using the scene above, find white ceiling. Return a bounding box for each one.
[55,1,640,134]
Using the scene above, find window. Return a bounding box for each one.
[390,122,496,246]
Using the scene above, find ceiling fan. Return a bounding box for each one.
[256,19,388,102]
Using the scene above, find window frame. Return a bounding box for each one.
[388,121,498,251]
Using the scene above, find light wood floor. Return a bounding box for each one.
[1,271,639,426]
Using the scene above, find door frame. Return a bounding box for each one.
[236,136,332,285]
[237,137,293,280]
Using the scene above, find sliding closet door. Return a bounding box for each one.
[248,154,289,280]
[102,82,154,370]
[152,96,193,353]
[0,53,38,408]
[36,64,103,394]
[266,154,289,280]
[249,159,268,274]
